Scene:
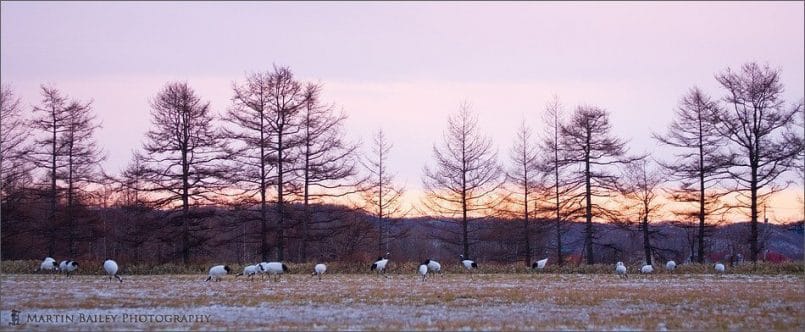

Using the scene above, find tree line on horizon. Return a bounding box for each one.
[1,62,802,266]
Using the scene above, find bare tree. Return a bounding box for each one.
[30,85,71,256]
[712,62,803,263]
[360,129,407,256]
[137,81,225,264]
[422,103,504,258]
[59,99,104,256]
[503,120,542,266]
[0,85,35,255]
[537,96,576,266]
[264,66,308,261]
[653,87,729,263]
[1,85,31,201]
[616,158,664,265]
[294,83,361,261]
[561,105,637,264]
[223,71,277,262]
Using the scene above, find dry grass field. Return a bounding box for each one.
[1,272,803,331]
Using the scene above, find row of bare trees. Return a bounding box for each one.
[1,66,404,264]
[420,62,802,266]
[124,67,382,263]
[421,100,640,265]
[0,86,106,258]
[1,62,802,265]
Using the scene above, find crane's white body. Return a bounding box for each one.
[418,264,428,281]
[236,265,260,279]
[616,262,628,278]
[371,253,391,277]
[263,262,287,274]
[665,261,677,271]
[425,259,441,274]
[59,260,79,277]
[206,265,230,282]
[261,262,288,281]
[533,258,548,270]
[257,262,270,276]
[103,259,123,282]
[459,255,477,270]
[313,263,327,280]
[372,259,388,271]
[38,257,58,272]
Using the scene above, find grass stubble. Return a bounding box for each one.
[1,271,803,331]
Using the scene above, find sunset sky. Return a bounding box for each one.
[2,1,803,221]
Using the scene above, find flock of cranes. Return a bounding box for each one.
[616,260,725,278]
[34,253,728,282]
[35,257,120,281]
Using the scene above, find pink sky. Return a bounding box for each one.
[2,1,803,221]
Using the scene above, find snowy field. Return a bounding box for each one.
[1,273,803,331]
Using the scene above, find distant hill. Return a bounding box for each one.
[397,217,804,264]
[545,220,804,263]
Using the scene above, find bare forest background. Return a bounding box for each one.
[1,62,803,267]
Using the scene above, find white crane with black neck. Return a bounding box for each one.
[371,252,391,277]
[459,255,478,271]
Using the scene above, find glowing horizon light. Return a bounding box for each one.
[1,2,802,224]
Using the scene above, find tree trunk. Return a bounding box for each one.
[302,180,309,262]
[181,112,191,265]
[260,113,269,262]
[750,129,759,264]
[697,176,705,263]
[67,140,75,257]
[302,152,310,262]
[461,138,469,258]
[276,131,285,262]
[697,116,706,263]
[584,150,594,265]
[461,169,469,258]
[556,215,563,266]
[642,215,652,265]
[378,167,384,256]
[462,208,469,258]
[260,188,268,262]
[301,116,311,262]
[48,107,57,257]
[750,164,758,263]
[181,149,190,265]
[523,183,531,267]
[555,141,563,266]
